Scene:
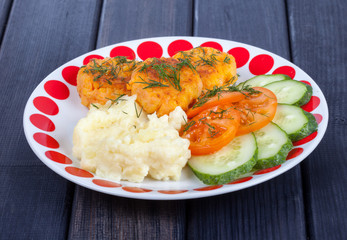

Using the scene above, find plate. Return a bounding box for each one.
[23,36,328,200]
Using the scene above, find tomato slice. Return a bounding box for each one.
[234,87,277,136]
[187,91,246,118]
[180,105,240,156]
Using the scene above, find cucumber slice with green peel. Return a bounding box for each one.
[264,80,312,106]
[272,104,318,142]
[238,74,291,88]
[188,133,257,185]
[254,122,293,169]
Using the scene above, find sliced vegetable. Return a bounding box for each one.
[180,105,241,156]
[235,87,277,136]
[187,91,246,118]
[264,80,312,106]
[188,133,257,185]
[238,74,291,88]
[254,122,293,169]
[272,104,318,141]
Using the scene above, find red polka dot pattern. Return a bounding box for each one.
[313,114,323,124]
[200,41,223,51]
[83,55,104,65]
[158,190,189,194]
[137,41,163,60]
[286,148,304,160]
[227,176,253,184]
[93,179,122,188]
[30,114,55,132]
[45,151,72,164]
[293,131,318,146]
[249,54,274,75]
[301,96,320,112]
[65,167,94,178]
[300,80,311,86]
[33,97,59,115]
[110,46,136,60]
[254,165,281,175]
[44,80,70,100]
[194,185,223,191]
[272,66,296,79]
[25,38,327,198]
[167,40,193,57]
[33,133,59,148]
[228,47,250,68]
[122,187,152,193]
[62,66,79,86]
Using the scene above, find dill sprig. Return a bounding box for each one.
[91,103,99,109]
[223,56,231,64]
[105,94,126,108]
[192,85,225,108]
[135,76,169,89]
[83,56,137,83]
[182,120,196,132]
[134,102,143,118]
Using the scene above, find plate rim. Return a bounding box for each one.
[23,36,329,200]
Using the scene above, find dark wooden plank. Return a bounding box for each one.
[0,166,74,240]
[187,0,307,239]
[68,0,193,239]
[0,0,12,41]
[287,0,347,239]
[97,0,193,47]
[0,0,102,238]
[69,187,186,239]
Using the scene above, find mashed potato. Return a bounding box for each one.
[73,95,191,183]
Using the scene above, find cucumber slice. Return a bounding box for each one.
[264,80,312,106]
[272,104,318,142]
[188,133,257,185]
[238,74,291,88]
[254,122,293,169]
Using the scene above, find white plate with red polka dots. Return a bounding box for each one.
[23,37,328,200]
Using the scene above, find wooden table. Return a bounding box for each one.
[1,0,346,239]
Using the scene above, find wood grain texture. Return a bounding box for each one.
[0,0,102,239]
[287,0,347,239]
[69,187,186,240]
[0,166,74,240]
[97,0,193,47]
[187,0,307,239]
[194,0,290,57]
[0,0,12,42]
[68,0,193,239]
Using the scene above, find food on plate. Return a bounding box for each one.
[128,57,203,117]
[188,133,257,185]
[253,122,293,169]
[73,43,318,186]
[180,104,241,156]
[233,87,277,136]
[72,95,190,183]
[262,80,312,106]
[77,56,138,107]
[237,74,291,88]
[272,104,318,141]
[173,47,237,90]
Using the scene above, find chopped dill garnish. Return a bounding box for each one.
[91,103,99,109]
[182,120,196,132]
[223,56,231,63]
[106,94,126,108]
[192,84,261,109]
[122,111,128,114]
[192,85,224,108]
[134,102,143,118]
[83,56,137,83]
[135,76,169,89]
